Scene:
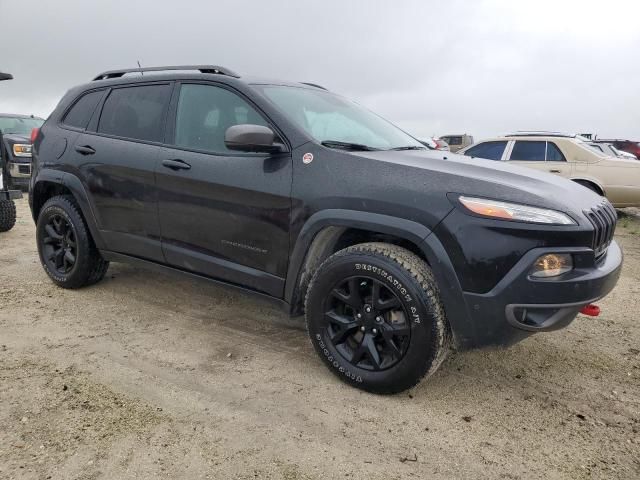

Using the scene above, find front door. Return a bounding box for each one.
[156,82,292,297]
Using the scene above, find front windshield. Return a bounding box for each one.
[255,85,423,150]
[0,116,43,136]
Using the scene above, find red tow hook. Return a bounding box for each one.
[580,304,600,317]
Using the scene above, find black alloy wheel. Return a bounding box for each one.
[37,195,109,288]
[306,243,451,393]
[324,276,411,371]
[42,213,77,275]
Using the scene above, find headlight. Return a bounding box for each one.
[530,253,573,278]
[12,144,32,157]
[458,196,575,225]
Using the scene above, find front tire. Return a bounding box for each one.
[0,199,17,232]
[305,243,450,394]
[36,195,109,289]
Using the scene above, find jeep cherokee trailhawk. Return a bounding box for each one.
[30,65,622,393]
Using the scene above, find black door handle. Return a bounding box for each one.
[549,169,561,173]
[75,145,96,155]
[162,159,191,171]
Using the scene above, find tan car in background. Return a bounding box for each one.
[459,132,640,207]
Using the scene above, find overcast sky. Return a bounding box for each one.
[1,0,639,141]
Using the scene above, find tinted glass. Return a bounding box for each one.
[511,141,546,161]
[464,141,507,160]
[546,142,566,161]
[98,85,170,142]
[174,84,269,153]
[63,90,104,129]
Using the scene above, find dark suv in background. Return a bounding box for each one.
[0,113,45,190]
[30,65,622,393]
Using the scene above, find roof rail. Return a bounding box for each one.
[300,82,328,90]
[505,131,575,138]
[92,65,240,81]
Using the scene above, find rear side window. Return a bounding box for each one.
[510,141,546,161]
[464,141,507,160]
[98,84,171,142]
[62,90,104,130]
[546,142,566,161]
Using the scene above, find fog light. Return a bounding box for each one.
[530,253,573,278]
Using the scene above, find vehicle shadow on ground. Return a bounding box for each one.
[100,263,606,401]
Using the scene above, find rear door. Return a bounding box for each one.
[507,140,572,177]
[156,82,292,297]
[544,141,571,176]
[71,82,172,261]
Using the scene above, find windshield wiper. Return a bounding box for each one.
[321,140,380,151]
[389,145,427,151]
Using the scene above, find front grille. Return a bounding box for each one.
[584,201,617,262]
[18,165,31,175]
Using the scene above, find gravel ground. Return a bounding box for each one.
[1,198,639,479]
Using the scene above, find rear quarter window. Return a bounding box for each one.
[62,90,105,130]
[546,142,566,161]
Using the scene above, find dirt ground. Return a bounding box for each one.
[1,198,639,480]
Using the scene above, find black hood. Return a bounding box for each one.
[354,149,605,219]
[1,132,31,143]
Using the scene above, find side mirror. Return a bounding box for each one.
[225,124,284,153]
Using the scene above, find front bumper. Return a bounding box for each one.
[461,241,623,348]
[8,161,32,178]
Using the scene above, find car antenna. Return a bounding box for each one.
[137,60,143,76]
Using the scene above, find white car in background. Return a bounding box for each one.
[587,142,637,160]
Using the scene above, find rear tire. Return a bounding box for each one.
[0,199,17,232]
[36,195,109,288]
[305,242,450,394]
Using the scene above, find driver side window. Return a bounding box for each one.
[174,84,269,154]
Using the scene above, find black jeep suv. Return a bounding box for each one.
[30,65,622,393]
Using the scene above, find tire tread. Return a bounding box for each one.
[0,199,17,232]
[305,242,451,393]
[38,195,109,288]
